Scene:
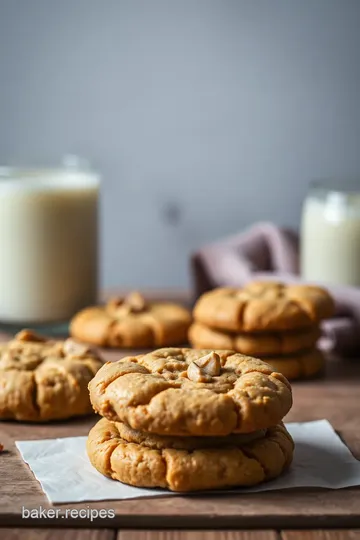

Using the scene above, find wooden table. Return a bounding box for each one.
[1,320,360,539]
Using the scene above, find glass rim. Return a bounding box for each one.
[0,166,100,191]
[310,177,360,195]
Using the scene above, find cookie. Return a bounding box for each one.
[70,292,191,348]
[189,322,320,356]
[0,330,103,422]
[87,417,294,492]
[264,349,325,381]
[89,348,292,436]
[193,282,334,333]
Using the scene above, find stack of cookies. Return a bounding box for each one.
[189,282,335,381]
[87,347,294,492]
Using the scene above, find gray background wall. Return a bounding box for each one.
[1,0,360,288]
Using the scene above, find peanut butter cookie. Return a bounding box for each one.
[265,349,325,381]
[193,282,334,333]
[87,417,294,492]
[89,348,292,436]
[189,322,320,356]
[70,292,191,348]
[0,330,103,422]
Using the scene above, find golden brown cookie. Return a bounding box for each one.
[89,348,292,436]
[87,417,294,492]
[189,322,320,356]
[0,330,103,422]
[264,349,325,381]
[70,292,191,348]
[193,282,334,333]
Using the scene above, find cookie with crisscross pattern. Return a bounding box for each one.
[193,282,334,333]
[89,347,292,436]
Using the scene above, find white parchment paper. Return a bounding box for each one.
[15,420,360,503]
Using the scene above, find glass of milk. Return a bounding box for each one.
[301,179,360,286]
[0,158,99,332]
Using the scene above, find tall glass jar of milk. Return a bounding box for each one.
[301,179,360,286]
[0,158,99,332]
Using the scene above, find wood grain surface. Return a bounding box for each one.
[0,530,115,540]
[283,532,360,540]
[0,310,360,531]
[2,530,360,540]
[118,533,279,540]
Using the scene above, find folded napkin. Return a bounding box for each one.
[191,222,360,355]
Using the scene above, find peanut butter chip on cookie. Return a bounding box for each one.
[15,329,46,343]
[187,361,209,382]
[187,352,221,382]
[125,291,147,313]
[0,443,3,452]
[196,351,221,376]
[108,292,148,318]
[63,338,96,358]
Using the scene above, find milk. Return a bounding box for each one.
[0,168,99,323]
[300,191,360,286]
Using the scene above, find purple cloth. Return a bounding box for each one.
[191,222,360,355]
